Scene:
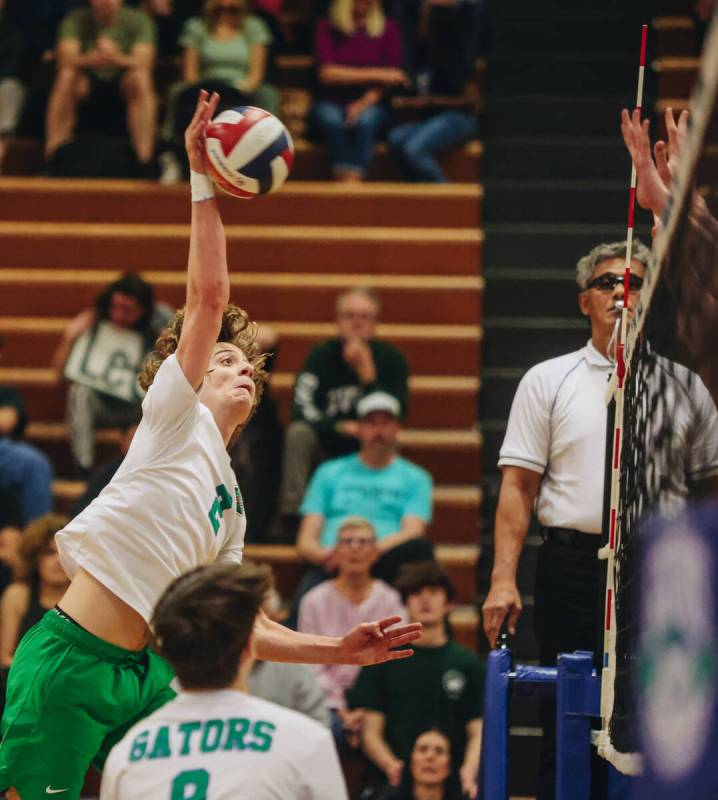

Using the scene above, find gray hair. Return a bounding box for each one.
[575,239,652,290]
[335,287,382,317]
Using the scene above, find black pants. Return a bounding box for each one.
[534,536,607,800]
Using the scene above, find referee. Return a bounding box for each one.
[482,239,718,800]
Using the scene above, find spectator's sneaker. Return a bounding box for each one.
[159,151,182,185]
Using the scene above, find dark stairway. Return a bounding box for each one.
[477,1,655,795]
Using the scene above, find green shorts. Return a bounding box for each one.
[0,610,176,799]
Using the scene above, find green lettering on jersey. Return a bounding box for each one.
[178,721,202,755]
[200,719,224,753]
[148,725,172,759]
[207,484,239,535]
[249,720,276,752]
[235,486,244,515]
[129,730,149,762]
[223,718,250,751]
[171,768,209,800]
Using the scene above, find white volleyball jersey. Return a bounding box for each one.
[56,354,246,623]
[100,690,349,800]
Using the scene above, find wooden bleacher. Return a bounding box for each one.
[0,176,483,650]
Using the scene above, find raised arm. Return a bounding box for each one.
[175,90,228,390]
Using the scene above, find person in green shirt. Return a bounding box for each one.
[45,0,157,166]
[348,561,484,800]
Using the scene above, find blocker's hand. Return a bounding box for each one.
[620,107,670,218]
[338,616,421,666]
[185,89,220,174]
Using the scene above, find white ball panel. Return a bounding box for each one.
[268,155,289,193]
[226,115,287,171]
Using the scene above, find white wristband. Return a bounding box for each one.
[190,170,215,202]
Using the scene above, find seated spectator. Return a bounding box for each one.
[311,0,409,181]
[44,0,157,168]
[241,563,331,727]
[296,390,433,590]
[159,0,280,183]
[51,272,173,473]
[0,341,53,524]
[387,0,479,183]
[0,513,70,667]
[0,488,23,597]
[230,325,283,543]
[0,0,25,172]
[298,516,406,750]
[348,561,484,799]
[278,287,409,536]
[361,728,465,800]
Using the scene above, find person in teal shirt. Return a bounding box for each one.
[296,391,434,589]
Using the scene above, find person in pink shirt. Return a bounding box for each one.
[298,516,406,751]
[312,0,409,181]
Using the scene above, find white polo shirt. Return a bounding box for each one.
[100,690,349,800]
[498,341,718,534]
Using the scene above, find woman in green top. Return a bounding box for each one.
[159,0,280,182]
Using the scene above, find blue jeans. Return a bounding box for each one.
[0,438,53,525]
[311,101,390,177]
[387,110,477,182]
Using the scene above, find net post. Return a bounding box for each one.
[555,651,601,800]
[479,646,512,800]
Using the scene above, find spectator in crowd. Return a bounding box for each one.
[0,0,25,172]
[230,325,283,543]
[159,0,279,183]
[312,0,409,181]
[297,390,433,590]
[387,0,479,183]
[481,239,718,800]
[240,562,331,727]
[45,0,157,169]
[349,561,483,800]
[361,728,465,800]
[51,273,173,473]
[279,286,409,536]
[298,516,406,750]
[0,514,70,668]
[0,489,23,598]
[101,562,349,799]
[0,342,53,525]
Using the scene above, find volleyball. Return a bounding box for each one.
[204,106,294,199]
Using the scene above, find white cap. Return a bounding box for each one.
[356,391,401,419]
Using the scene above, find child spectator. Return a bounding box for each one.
[45,0,157,169]
[349,561,484,799]
[159,0,279,183]
[298,517,406,751]
[0,514,70,668]
[311,0,408,181]
[51,273,173,473]
[279,287,409,537]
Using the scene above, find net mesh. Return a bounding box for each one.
[602,14,718,770]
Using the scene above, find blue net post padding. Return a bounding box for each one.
[479,646,512,799]
[556,651,601,800]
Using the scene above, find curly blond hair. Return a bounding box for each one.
[139,304,269,440]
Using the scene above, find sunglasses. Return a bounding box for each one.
[586,273,644,292]
[213,4,241,12]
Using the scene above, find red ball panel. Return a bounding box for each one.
[206,107,272,157]
[205,158,254,199]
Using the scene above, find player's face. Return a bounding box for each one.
[108,291,144,329]
[200,343,256,422]
[38,541,70,589]
[358,411,399,451]
[337,293,378,341]
[406,585,449,626]
[579,257,646,332]
[410,731,452,787]
[335,527,378,574]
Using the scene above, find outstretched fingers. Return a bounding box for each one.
[384,648,417,662]
[385,624,422,649]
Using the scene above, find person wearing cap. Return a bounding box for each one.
[277,287,410,540]
[296,389,433,592]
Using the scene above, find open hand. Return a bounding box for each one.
[620,108,670,218]
[338,616,421,666]
[185,89,220,174]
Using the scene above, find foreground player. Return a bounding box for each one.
[0,90,420,800]
[100,562,349,799]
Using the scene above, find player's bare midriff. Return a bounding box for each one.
[57,568,150,651]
